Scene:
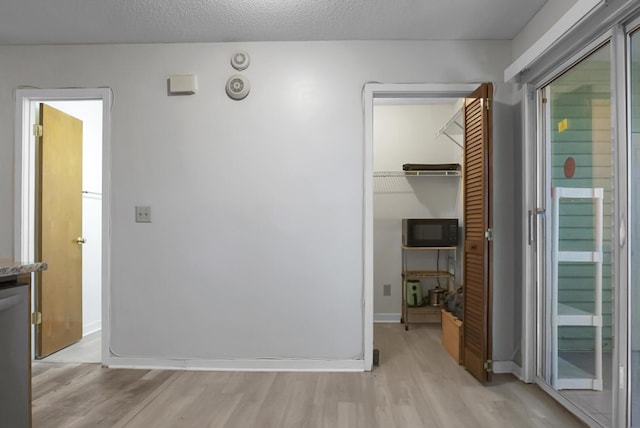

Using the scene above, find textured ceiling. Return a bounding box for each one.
[0,0,547,45]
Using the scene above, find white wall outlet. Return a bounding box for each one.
[135,206,151,223]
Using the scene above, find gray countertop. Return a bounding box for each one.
[0,259,48,278]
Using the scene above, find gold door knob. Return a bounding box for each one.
[76,237,86,245]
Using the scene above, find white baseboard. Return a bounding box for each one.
[374,313,401,323]
[83,320,101,337]
[106,357,365,372]
[493,360,523,379]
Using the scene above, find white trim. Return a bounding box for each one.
[505,0,605,82]
[612,23,629,427]
[14,88,112,367]
[101,90,113,369]
[492,360,522,378]
[83,321,102,337]
[611,19,640,426]
[107,357,365,372]
[363,83,479,375]
[367,83,479,99]
[363,85,374,372]
[13,98,33,262]
[374,313,401,323]
[521,83,537,384]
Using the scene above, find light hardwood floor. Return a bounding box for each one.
[31,323,586,427]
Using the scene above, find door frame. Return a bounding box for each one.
[13,88,112,365]
[362,83,480,370]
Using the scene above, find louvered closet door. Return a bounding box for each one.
[463,83,493,383]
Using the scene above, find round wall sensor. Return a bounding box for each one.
[226,75,250,100]
[231,51,250,71]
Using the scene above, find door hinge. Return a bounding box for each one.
[486,97,491,110]
[31,312,42,325]
[33,124,43,137]
[484,360,493,372]
[542,97,548,104]
[485,228,493,241]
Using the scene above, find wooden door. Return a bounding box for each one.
[462,83,493,383]
[35,103,83,358]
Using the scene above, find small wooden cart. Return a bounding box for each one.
[401,245,456,330]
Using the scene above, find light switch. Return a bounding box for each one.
[135,206,151,223]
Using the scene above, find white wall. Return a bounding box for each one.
[373,103,463,317]
[44,100,103,337]
[492,85,517,363]
[0,40,513,367]
[511,0,578,60]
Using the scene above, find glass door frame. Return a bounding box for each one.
[616,19,633,428]
[528,27,630,427]
[623,16,640,427]
[534,83,551,386]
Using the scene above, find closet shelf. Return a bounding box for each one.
[403,270,454,280]
[436,108,463,149]
[374,170,461,177]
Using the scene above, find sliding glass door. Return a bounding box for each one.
[537,41,615,427]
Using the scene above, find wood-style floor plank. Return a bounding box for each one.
[31,323,586,428]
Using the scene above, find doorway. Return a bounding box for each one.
[372,97,464,325]
[13,88,112,365]
[364,83,494,382]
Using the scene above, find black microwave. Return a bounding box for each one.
[402,218,459,247]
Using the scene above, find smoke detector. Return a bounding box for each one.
[226,75,250,100]
[231,51,250,71]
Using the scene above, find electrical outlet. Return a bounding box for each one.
[383,284,391,296]
[135,206,151,223]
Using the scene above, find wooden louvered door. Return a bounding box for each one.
[462,83,493,383]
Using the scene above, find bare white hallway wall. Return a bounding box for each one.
[0,41,516,368]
